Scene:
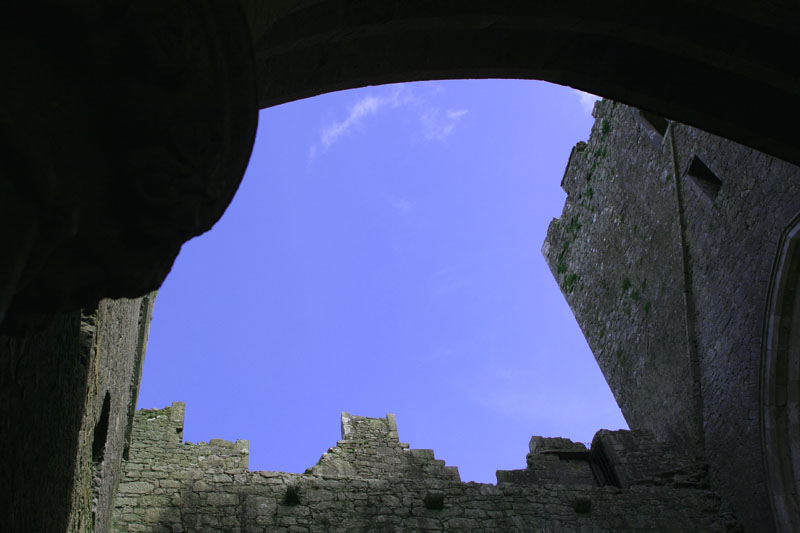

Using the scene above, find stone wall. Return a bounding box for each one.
[112,403,735,532]
[497,437,594,486]
[0,294,154,533]
[544,100,800,530]
[496,430,707,492]
[307,412,460,482]
[543,101,698,455]
[69,295,156,533]
[667,110,800,533]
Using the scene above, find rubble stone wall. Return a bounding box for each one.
[543,101,696,453]
[70,295,156,533]
[544,100,800,530]
[0,294,154,533]
[112,403,735,532]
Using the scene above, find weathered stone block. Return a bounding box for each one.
[119,482,154,495]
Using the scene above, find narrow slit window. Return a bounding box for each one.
[632,109,670,148]
[685,155,722,200]
[92,392,112,527]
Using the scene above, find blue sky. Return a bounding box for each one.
[137,79,627,483]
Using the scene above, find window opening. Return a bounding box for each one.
[684,155,722,200]
[92,392,112,527]
[632,109,670,148]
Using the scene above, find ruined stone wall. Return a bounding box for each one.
[112,403,735,532]
[497,436,595,486]
[543,101,697,454]
[307,412,460,482]
[1,311,91,532]
[544,100,800,530]
[0,294,154,533]
[70,295,156,533]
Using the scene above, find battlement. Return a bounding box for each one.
[340,411,399,442]
[123,402,249,479]
[133,402,185,444]
[496,429,707,491]
[112,402,735,531]
[307,412,460,481]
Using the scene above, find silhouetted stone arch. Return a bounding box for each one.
[4,0,800,326]
[762,213,800,532]
[245,0,800,166]
[1,1,258,327]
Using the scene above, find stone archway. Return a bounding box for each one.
[246,0,800,166]
[2,4,800,529]
[4,0,800,325]
[762,213,800,532]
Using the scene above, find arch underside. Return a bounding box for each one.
[4,0,800,326]
[247,0,800,168]
[763,215,800,532]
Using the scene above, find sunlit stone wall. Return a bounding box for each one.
[111,403,733,531]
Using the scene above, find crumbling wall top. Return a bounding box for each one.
[340,411,398,442]
[309,412,459,481]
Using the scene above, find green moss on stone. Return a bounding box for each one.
[567,215,582,236]
[564,273,580,294]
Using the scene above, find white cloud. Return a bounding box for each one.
[309,84,469,160]
[574,90,601,115]
[421,108,469,141]
[317,84,424,153]
[386,84,422,109]
[320,95,382,149]
[427,83,446,96]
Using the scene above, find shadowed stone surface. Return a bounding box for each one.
[0,294,154,533]
[245,0,800,166]
[0,1,257,329]
[544,100,800,531]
